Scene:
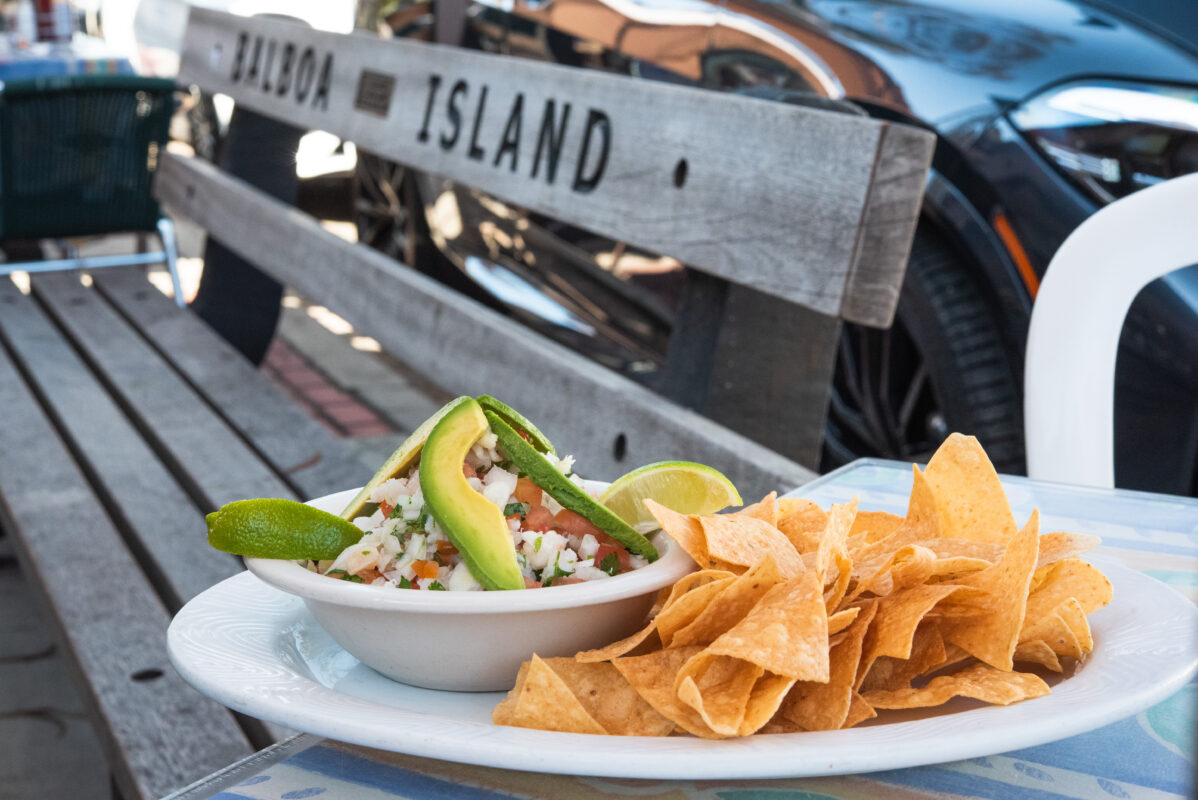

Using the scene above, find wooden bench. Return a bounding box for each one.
[0,9,932,798]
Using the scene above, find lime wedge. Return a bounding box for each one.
[599,461,742,525]
[207,498,364,560]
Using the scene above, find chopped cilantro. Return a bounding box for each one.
[428,581,446,591]
[599,552,621,576]
[533,537,543,552]
[552,554,573,578]
[503,501,530,518]
[398,576,412,589]
[405,506,431,533]
[495,459,514,471]
[326,569,348,578]
[387,505,404,519]
[345,574,364,583]
[361,550,371,555]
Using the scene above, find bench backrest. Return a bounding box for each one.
[161,9,935,496]
[178,9,931,327]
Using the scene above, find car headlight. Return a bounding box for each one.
[1009,79,1198,205]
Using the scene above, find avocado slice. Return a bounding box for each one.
[476,395,556,455]
[485,411,659,562]
[339,396,473,521]
[421,399,524,590]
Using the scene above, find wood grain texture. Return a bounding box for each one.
[841,123,936,327]
[0,280,241,608]
[28,271,297,509]
[0,313,254,800]
[93,269,371,500]
[177,8,932,326]
[156,153,815,498]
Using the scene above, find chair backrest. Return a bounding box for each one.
[0,75,175,240]
[1024,171,1198,488]
[175,8,934,329]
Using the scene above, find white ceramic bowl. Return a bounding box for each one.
[245,487,695,692]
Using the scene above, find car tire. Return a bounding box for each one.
[823,228,1025,473]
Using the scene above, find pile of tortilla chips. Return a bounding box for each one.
[492,434,1113,738]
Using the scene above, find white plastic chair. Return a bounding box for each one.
[1024,171,1198,488]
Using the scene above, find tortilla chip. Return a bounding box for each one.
[828,606,861,635]
[671,556,782,648]
[613,647,721,739]
[1036,531,1101,569]
[929,556,992,581]
[924,433,1017,543]
[495,655,606,734]
[656,577,736,647]
[818,500,857,612]
[859,620,950,692]
[842,691,877,728]
[863,662,1050,709]
[537,658,675,736]
[1021,596,1091,660]
[491,660,531,724]
[849,467,938,570]
[676,653,765,737]
[574,620,661,662]
[935,512,1040,671]
[857,582,961,688]
[1013,639,1063,672]
[1024,557,1113,630]
[735,492,779,527]
[849,510,905,543]
[740,672,797,736]
[645,499,713,568]
[705,571,829,681]
[700,514,805,578]
[778,601,876,731]
[778,499,828,554]
[848,544,937,602]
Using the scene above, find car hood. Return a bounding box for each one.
[740,0,1198,133]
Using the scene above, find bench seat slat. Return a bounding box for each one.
[28,271,297,509]
[156,153,816,499]
[92,269,372,502]
[0,280,242,607]
[0,298,255,800]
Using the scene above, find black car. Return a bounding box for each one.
[351,0,1198,494]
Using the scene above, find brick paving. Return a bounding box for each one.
[260,337,396,438]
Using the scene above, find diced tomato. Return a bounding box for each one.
[552,508,604,539]
[378,500,394,518]
[411,560,440,580]
[546,576,585,587]
[523,576,542,589]
[593,543,631,574]
[524,505,555,532]
[355,568,383,583]
[462,462,478,479]
[513,477,542,506]
[435,539,459,558]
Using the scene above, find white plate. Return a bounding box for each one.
[168,557,1197,780]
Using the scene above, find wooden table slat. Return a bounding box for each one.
[93,269,371,502]
[28,271,297,509]
[0,280,243,608]
[0,306,255,800]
